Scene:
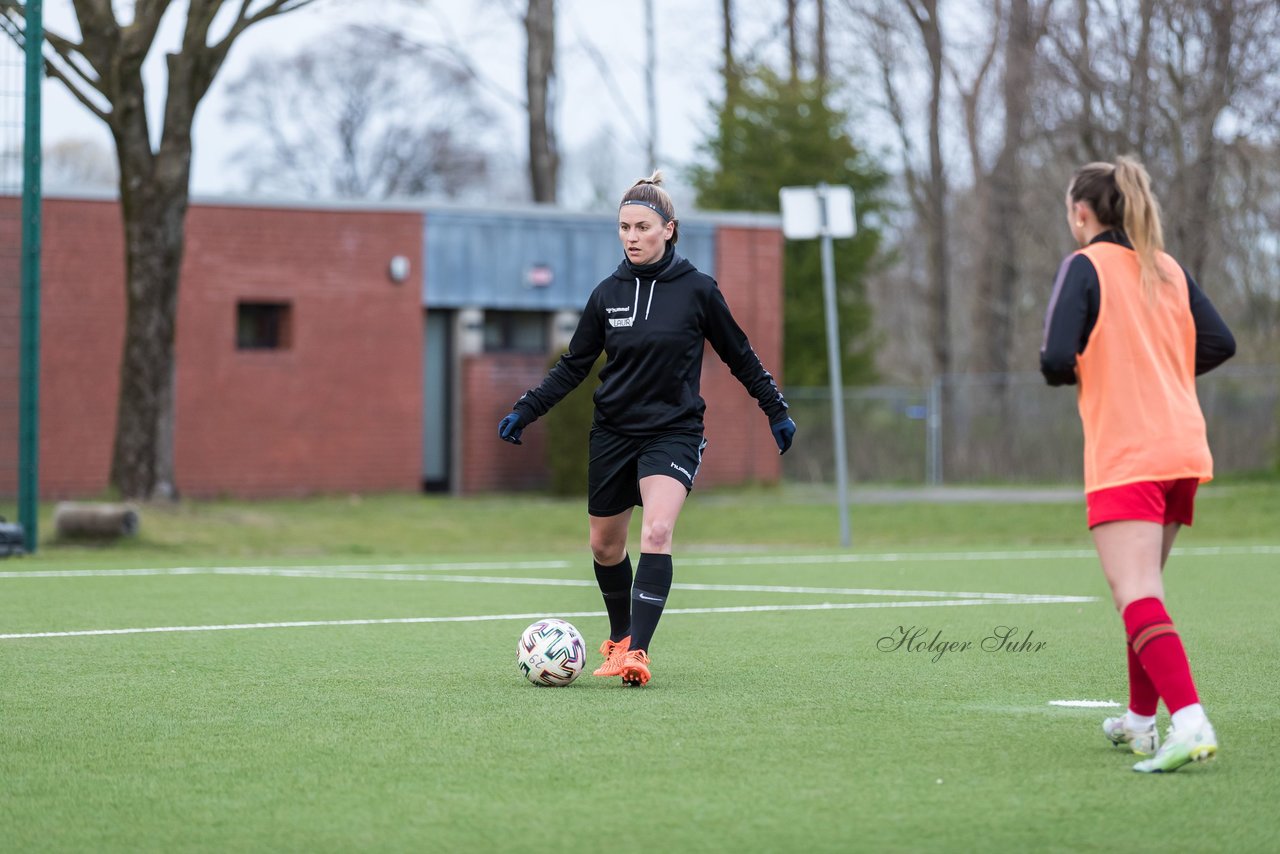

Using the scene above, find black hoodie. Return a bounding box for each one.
[511,250,789,436]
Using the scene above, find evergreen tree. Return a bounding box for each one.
[690,67,885,386]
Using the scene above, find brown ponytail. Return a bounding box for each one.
[1069,156,1171,298]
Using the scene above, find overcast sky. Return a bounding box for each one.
[39,0,816,209]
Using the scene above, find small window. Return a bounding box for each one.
[237,302,292,350]
[484,311,547,353]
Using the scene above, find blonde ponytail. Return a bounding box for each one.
[634,170,665,188]
[1112,156,1171,297]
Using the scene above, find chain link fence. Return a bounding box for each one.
[783,366,1280,486]
[0,25,24,515]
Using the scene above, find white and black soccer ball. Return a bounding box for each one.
[517,619,586,686]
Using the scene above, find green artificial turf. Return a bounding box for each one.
[2,506,1277,852]
[3,481,1278,562]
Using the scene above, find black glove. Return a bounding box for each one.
[498,412,525,445]
[771,417,796,455]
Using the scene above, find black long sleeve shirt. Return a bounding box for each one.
[512,251,789,436]
[1040,231,1236,386]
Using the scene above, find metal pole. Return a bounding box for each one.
[644,0,658,170]
[818,185,851,547]
[927,375,942,486]
[19,0,43,552]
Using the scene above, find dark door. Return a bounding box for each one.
[423,311,452,491]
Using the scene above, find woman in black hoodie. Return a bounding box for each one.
[498,171,796,686]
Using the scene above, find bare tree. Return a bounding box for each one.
[846,0,1280,381]
[786,0,800,82]
[1069,0,1101,159]
[903,0,951,377]
[816,0,829,83]
[525,0,558,202]
[1018,0,1280,367]
[1217,139,1280,347]
[223,28,495,201]
[1041,0,1280,309]
[3,1,319,499]
[722,0,739,98]
[973,0,1054,375]
[948,3,1002,213]
[1154,0,1250,278]
[1044,0,1159,166]
[864,0,955,378]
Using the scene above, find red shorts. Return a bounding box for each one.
[1086,478,1199,529]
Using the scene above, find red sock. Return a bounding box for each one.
[1123,597,1199,715]
[1126,641,1159,716]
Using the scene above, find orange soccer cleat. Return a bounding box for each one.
[592,636,632,677]
[618,649,651,686]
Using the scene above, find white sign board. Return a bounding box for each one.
[779,185,856,239]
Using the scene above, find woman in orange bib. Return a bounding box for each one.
[1040,157,1235,772]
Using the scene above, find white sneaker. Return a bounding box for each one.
[1102,716,1159,756]
[1133,723,1218,773]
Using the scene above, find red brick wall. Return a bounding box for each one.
[0,196,21,494]
[175,205,423,496]
[37,198,127,496]
[13,199,780,500]
[460,353,551,493]
[700,226,785,487]
[457,224,785,495]
[29,198,423,497]
[3,198,133,498]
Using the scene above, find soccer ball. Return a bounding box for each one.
[517,619,587,686]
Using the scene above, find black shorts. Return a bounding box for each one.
[588,427,708,517]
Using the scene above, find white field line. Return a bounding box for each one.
[0,564,1095,603]
[683,544,1280,566]
[2,544,1275,582]
[0,595,1088,641]
[0,561,575,579]
[222,568,1100,603]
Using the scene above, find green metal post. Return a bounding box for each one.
[19,0,42,552]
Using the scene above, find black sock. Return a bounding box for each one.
[593,554,633,643]
[629,552,673,653]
